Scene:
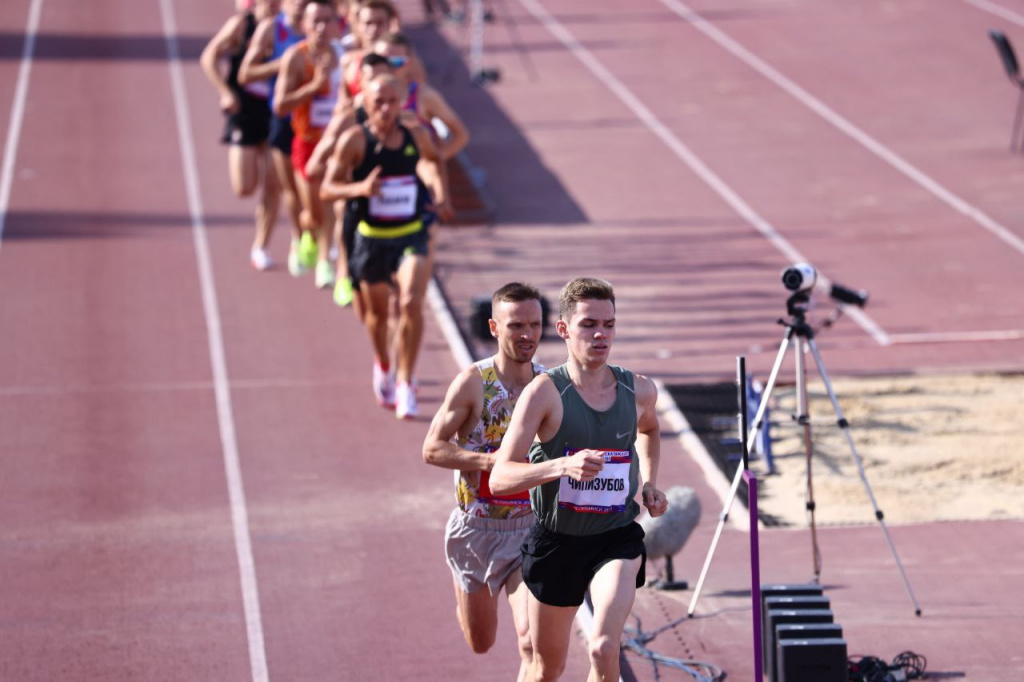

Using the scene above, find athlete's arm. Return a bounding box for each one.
[410,125,453,222]
[320,127,379,201]
[238,18,279,85]
[634,374,668,517]
[422,87,470,161]
[199,15,244,113]
[273,47,327,117]
[422,367,494,471]
[490,377,604,495]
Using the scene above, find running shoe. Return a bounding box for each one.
[395,381,418,420]
[288,239,307,277]
[333,277,354,307]
[298,231,319,270]
[315,260,335,289]
[373,363,395,408]
[250,247,273,271]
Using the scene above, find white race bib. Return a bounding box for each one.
[310,94,335,128]
[243,80,271,99]
[558,449,631,514]
[369,176,419,221]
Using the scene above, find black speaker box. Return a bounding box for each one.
[469,295,551,341]
[777,637,847,682]
[772,623,843,682]
[764,609,834,681]
[759,584,825,673]
[762,595,832,666]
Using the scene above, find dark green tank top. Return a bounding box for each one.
[528,364,640,535]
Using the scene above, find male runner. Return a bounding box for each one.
[422,283,544,679]
[307,51,393,312]
[238,0,309,276]
[373,32,470,162]
[320,74,449,419]
[274,0,343,289]
[490,276,669,681]
[200,0,281,271]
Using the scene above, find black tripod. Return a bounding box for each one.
[688,291,922,617]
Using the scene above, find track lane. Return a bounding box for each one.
[168,0,584,677]
[0,0,260,678]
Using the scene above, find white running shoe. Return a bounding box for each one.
[315,260,335,289]
[288,240,307,277]
[373,363,395,408]
[395,381,418,420]
[250,248,273,271]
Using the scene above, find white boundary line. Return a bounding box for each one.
[889,329,1024,344]
[656,0,1024,259]
[963,0,1024,27]
[516,0,891,347]
[158,1,269,680]
[654,379,747,531]
[0,0,43,253]
[427,279,476,369]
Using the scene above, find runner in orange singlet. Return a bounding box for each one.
[274,0,342,289]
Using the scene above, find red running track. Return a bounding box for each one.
[2,0,1024,680]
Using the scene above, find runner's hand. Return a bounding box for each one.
[310,54,331,91]
[362,166,383,196]
[220,91,240,114]
[427,198,454,224]
[642,482,668,518]
[563,449,605,482]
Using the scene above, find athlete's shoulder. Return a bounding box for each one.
[630,371,658,402]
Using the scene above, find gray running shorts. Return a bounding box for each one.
[444,508,535,597]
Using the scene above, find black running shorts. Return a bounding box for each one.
[221,94,271,147]
[268,114,294,155]
[521,521,647,608]
[350,227,430,285]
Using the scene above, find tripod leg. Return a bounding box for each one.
[795,336,823,582]
[806,339,923,616]
[687,331,793,616]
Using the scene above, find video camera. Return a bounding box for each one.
[781,263,869,308]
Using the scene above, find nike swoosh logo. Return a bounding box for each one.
[616,430,632,439]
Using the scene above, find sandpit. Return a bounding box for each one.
[750,373,1024,526]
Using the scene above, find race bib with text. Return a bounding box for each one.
[368,176,419,221]
[557,449,631,514]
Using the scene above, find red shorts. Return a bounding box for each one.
[291,135,320,181]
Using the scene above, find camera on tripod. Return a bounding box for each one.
[780,263,869,308]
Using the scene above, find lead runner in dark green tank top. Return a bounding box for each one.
[528,364,641,536]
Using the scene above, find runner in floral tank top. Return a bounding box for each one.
[422,283,545,678]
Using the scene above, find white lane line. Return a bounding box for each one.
[888,329,1024,344]
[0,0,43,253]
[427,279,476,369]
[656,0,1024,259]
[963,0,1024,27]
[654,379,747,530]
[516,0,891,347]
[158,1,269,680]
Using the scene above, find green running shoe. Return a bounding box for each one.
[298,231,318,269]
[333,277,354,307]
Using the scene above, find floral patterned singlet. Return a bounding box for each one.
[455,357,544,519]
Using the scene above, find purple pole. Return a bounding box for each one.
[746,470,764,682]
[738,356,764,682]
